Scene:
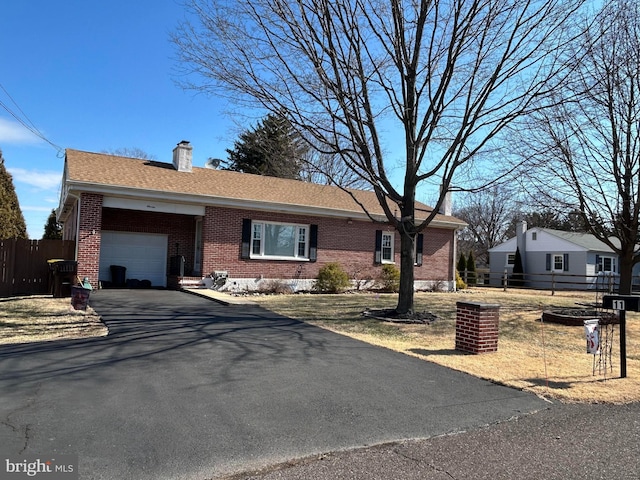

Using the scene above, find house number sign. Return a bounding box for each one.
[611,299,625,311]
[602,295,640,378]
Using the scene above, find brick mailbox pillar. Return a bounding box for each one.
[455,302,500,354]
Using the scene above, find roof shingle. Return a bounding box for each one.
[63,148,464,227]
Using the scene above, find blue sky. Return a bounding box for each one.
[0,1,238,238]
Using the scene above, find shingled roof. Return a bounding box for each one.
[61,148,465,228]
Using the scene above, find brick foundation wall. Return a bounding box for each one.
[455,301,500,354]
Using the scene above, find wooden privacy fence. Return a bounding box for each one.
[0,239,75,297]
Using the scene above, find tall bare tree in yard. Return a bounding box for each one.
[174,0,584,313]
[454,186,517,266]
[519,0,640,294]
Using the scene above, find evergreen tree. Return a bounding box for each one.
[225,114,306,179]
[510,247,524,287]
[466,251,477,286]
[43,209,62,239]
[457,252,467,282]
[0,150,27,239]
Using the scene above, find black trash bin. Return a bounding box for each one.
[49,260,78,298]
[110,265,127,288]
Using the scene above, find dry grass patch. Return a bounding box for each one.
[0,296,107,345]
[253,288,640,404]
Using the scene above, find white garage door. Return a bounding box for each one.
[99,232,168,287]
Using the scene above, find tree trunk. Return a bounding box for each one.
[396,229,415,315]
[618,250,635,295]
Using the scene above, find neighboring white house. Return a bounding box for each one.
[488,222,619,290]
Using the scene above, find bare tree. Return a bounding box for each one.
[299,148,370,189]
[173,0,584,313]
[518,0,640,294]
[102,147,156,160]
[454,187,517,266]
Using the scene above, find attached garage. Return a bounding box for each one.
[99,231,168,287]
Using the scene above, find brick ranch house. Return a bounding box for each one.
[57,141,466,292]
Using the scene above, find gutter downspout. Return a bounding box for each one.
[65,192,81,261]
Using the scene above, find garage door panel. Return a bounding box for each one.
[99,232,168,287]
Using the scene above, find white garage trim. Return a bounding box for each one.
[99,231,168,287]
[103,196,205,216]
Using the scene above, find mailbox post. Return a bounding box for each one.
[602,295,639,378]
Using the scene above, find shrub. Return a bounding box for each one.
[259,279,293,295]
[377,264,400,292]
[348,263,374,291]
[456,270,467,290]
[314,262,351,293]
[425,279,446,292]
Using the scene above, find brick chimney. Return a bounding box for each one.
[173,140,192,172]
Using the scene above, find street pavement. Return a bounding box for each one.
[0,290,634,479]
[226,401,640,479]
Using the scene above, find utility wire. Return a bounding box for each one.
[0,82,39,132]
[0,82,64,156]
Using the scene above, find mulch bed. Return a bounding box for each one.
[362,308,438,324]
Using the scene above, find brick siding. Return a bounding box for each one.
[74,197,456,288]
[76,193,103,285]
[202,206,454,283]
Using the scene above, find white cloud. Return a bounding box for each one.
[21,205,54,212]
[0,118,42,144]
[8,167,61,190]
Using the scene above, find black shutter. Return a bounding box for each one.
[415,233,424,266]
[374,230,382,264]
[563,253,569,271]
[241,219,251,259]
[545,253,551,271]
[309,224,318,262]
[595,254,601,272]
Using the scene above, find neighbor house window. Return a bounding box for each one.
[532,232,537,240]
[250,221,309,259]
[546,253,569,272]
[507,253,516,266]
[553,254,564,271]
[597,255,617,273]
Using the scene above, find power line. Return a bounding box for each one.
[0,82,64,156]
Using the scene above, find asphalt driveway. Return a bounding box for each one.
[0,290,549,479]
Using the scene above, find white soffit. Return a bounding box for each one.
[103,197,205,216]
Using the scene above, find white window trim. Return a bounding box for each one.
[381,232,394,264]
[506,253,515,266]
[250,220,310,261]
